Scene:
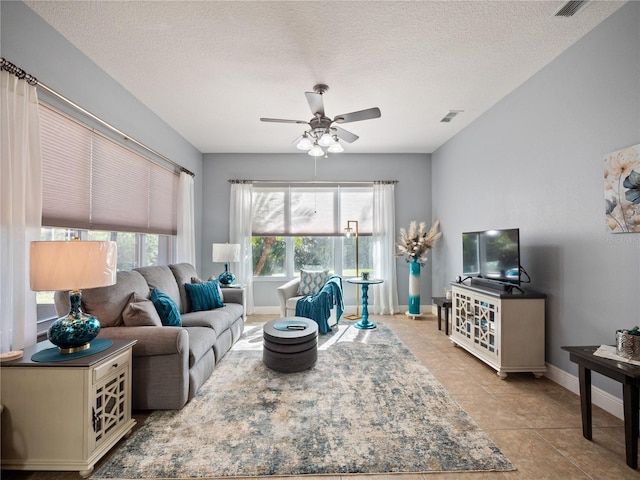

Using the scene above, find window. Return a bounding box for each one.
[252,184,373,278]
[35,103,179,327]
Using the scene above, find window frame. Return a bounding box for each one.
[251,184,373,280]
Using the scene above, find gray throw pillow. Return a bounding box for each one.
[122,292,163,327]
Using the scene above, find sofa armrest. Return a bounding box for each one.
[221,288,243,304]
[277,278,300,317]
[97,326,189,357]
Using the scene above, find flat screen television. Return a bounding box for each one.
[462,228,520,285]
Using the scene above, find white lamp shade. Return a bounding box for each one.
[212,243,241,263]
[296,136,313,151]
[308,144,324,157]
[30,241,117,291]
[318,132,333,147]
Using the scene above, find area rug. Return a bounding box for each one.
[93,321,515,478]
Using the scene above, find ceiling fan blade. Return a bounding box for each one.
[305,92,325,117]
[334,107,381,124]
[260,117,309,124]
[335,126,359,143]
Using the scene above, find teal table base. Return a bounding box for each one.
[346,278,383,330]
[31,339,113,362]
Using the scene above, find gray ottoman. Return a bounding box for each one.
[263,317,318,373]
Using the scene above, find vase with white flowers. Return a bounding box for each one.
[396,220,442,317]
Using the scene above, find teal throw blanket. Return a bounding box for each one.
[295,275,344,334]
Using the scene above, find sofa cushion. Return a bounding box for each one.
[122,293,163,327]
[135,265,183,312]
[150,288,182,327]
[169,263,199,314]
[184,326,217,368]
[55,270,151,328]
[184,280,224,311]
[298,269,329,295]
[181,303,243,337]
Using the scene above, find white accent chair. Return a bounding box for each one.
[276,277,339,327]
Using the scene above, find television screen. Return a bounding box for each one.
[462,228,520,285]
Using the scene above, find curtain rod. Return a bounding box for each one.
[228,180,398,184]
[1,57,195,177]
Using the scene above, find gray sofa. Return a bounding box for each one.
[54,263,244,410]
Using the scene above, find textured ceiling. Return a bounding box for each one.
[24,1,625,154]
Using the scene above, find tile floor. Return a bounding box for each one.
[3,312,638,480]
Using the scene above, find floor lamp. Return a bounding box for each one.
[344,220,361,320]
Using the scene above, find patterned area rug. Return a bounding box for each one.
[94,321,514,478]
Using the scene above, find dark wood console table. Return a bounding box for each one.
[562,345,640,469]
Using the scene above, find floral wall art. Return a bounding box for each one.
[605,143,640,233]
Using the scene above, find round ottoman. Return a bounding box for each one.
[263,317,318,373]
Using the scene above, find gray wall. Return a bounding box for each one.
[1,1,205,269]
[202,153,432,309]
[431,1,640,397]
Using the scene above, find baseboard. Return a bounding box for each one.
[544,362,623,420]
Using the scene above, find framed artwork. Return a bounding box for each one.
[604,143,640,233]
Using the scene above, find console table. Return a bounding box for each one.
[450,283,546,379]
[562,345,640,469]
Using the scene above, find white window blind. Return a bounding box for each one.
[252,185,373,236]
[39,104,178,235]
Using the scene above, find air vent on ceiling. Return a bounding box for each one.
[440,110,463,123]
[554,0,591,17]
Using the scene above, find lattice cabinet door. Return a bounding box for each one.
[453,288,474,340]
[90,348,132,454]
[471,295,499,360]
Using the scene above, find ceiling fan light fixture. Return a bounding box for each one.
[318,131,333,147]
[296,134,313,151]
[308,143,324,157]
[327,140,344,153]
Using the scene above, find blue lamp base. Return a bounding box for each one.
[218,263,235,285]
[48,291,101,354]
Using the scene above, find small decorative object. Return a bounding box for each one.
[396,220,442,317]
[30,240,117,353]
[604,143,640,233]
[361,272,370,280]
[616,326,640,360]
[212,243,241,285]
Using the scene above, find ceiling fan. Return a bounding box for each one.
[260,84,381,156]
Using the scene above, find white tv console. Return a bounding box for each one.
[450,283,546,379]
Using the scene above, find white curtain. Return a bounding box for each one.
[372,182,399,314]
[229,182,254,315]
[176,171,196,266]
[0,71,42,352]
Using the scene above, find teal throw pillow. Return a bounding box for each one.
[149,288,182,327]
[298,269,330,296]
[185,279,224,311]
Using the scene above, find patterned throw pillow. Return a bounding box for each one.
[185,279,224,311]
[149,288,182,327]
[298,269,330,296]
[123,292,163,327]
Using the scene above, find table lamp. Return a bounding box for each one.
[30,240,117,353]
[212,243,240,285]
[344,220,361,320]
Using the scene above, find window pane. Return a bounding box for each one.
[340,188,373,234]
[252,236,286,276]
[252,188,285,235]
[294,237,334,272]
[290,189,336,236]
[343,236,373,276]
